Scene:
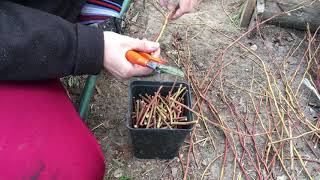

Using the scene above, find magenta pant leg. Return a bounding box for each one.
[0,80,105,180]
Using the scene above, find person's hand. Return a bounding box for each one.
[103,32,160,79]
[159,0,198,20]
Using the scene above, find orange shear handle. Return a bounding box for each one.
[138,52,166,64]
[125,50,149,67]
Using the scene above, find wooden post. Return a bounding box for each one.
[240,0,257,28]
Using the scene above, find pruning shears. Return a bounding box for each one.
[125,50,184,77]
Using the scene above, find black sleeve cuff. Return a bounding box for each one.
[74,24,104,75]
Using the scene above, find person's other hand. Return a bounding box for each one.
[103,32,160,79]
[159,0,198,20]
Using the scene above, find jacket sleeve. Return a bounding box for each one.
[0,1,104,80]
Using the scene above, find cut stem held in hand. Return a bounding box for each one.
[125,9,184,77]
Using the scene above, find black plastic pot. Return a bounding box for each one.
[127,80,193,159]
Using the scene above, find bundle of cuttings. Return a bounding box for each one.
[131,85,197,129]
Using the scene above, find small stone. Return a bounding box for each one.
[277,175,287,180]
[131,12,139,23]
[250,44,258,51]
[202,158,209,166]
[113,169,123,178]
[196,62,205,69]
[309,107,318,119]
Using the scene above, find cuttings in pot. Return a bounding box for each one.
[132,85,197,129]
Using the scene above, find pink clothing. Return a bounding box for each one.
[0,80,105,179]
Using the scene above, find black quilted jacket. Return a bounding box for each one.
[0,0,105,80]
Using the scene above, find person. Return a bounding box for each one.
[0,0,197,179]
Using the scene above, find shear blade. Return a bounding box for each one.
[157,65,184,77]
[147,62,184,77]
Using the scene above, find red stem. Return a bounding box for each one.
[224,95,263,179]
[183,127,196,180]
[220,138,229,179]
